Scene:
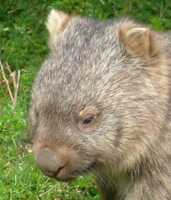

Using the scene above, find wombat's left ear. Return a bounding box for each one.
[46,9,71,48]
[119,22,159,58]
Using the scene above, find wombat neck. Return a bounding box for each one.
[95,160,171,200]
[95,169,133,200]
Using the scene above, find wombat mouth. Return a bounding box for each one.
[54,161,97,182]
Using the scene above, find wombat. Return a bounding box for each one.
[29,10,171,200]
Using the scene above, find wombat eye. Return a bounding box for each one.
[77,106,99,131]
[82,116,94,125]
[78,114,96,131]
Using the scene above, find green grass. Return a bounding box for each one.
[0,0,171,199]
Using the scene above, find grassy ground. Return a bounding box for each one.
[1,1,171,199]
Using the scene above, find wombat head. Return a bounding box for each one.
[29,10,167,181]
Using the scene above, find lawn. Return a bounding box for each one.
[0,0,171,199]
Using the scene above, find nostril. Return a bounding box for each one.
[36,148,65,175]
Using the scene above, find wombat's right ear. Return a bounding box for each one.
[46,9,71,49]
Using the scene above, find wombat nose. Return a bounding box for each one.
[36,148,65,175]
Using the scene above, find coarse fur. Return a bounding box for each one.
[29,10,171,200]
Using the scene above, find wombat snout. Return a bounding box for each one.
[36,148,66,178]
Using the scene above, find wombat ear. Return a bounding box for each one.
[119,22,159,57]
[46,9,71,48]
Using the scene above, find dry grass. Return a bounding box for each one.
[0,61,20,107]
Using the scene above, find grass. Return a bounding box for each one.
[0,0,171,199]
